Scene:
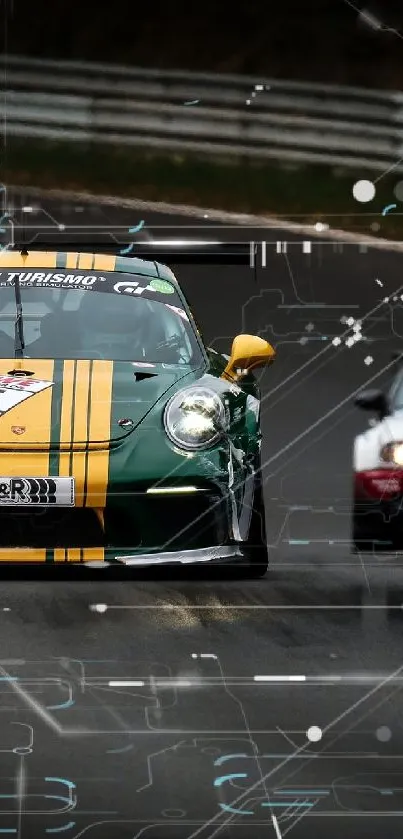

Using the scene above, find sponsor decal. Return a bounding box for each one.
[113,280,154,295]
[113,279,178,298]
[11,426,26,435]
[0,375,51,392]
[0,476,74,506]
[0,271,182,304]
[0,376,53,416]
[1,271,104,287]
[149,279,175,294]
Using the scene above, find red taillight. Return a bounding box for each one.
[355,469,403,499]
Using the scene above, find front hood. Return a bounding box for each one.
[0,359,204,449]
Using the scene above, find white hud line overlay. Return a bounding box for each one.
[2,654,403,839]
[0,651,400,733]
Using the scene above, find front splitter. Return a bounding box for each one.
[84,545,243,568]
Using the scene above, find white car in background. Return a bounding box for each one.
[353,356,403,552]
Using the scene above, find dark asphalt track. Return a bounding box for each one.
[1,189,403,839]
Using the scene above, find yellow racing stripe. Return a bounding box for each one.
[83,548,105,562]
[0,252,57,268]
[0,549,46,562]
[78,253,93,270]
[0,359,55,475]
[67,548,81,562]
[85,360,114,508]
[93,254,116,271]
[53,548,105,563]
[65,253,79,269]
[53,549,83,563]
[0,251,116,270]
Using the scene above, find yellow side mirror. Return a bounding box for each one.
[222,334,276,381]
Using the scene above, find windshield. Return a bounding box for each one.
[0,269,203,365]
[390,371,403,411]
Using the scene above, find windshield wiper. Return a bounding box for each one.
[12,275,25,358]
[155,335,182,351]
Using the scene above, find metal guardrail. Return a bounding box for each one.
[1,54,403,172]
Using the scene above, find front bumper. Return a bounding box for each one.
[0,479,237,561]
[0,544,244,566]
[0,481,232,547]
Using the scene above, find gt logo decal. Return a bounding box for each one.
[113,281,153,295]
[113,280,162,296]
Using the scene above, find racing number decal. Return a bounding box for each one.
[0,376,53,416]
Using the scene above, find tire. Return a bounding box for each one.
[352,505,396,552]
[353,534,395,552]
[243,465,269,578]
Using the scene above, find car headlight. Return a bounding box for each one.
[164,386,227,450]
[380,441,403,465]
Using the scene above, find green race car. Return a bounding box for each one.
[0,250,275,577]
